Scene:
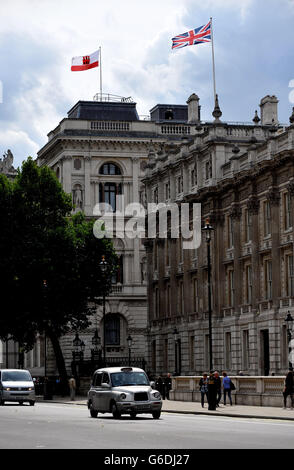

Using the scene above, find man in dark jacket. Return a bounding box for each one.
[214,371,222,407]
[207,370,217,410]
[164,373,172,400]
[283,370,294,409]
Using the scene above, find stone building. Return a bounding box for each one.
[143,93,294,377]
[36,95,193,377]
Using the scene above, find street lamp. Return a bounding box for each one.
[173,327,179,375]
[42,279,48,378]
[202,218,214,371]
[91,329,101,363]
[285,312,294,370]
[72,333,84,361]
[99,255,108,366]
[127,335,133,366]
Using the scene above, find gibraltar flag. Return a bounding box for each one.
[71,49,99,72]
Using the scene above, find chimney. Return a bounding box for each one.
[187,93,200,123]
[259,95,279,126]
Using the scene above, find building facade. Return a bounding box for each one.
[143,94,294,377]
[36,95,192,376]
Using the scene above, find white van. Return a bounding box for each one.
[0,369,36,406]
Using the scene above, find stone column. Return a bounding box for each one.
[84,155,92,216]
[267,188,281,307]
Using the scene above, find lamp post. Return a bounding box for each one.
[173,327,179,375]
[91,329,101,364]
[285,311,294,370]
[42,279,48,378]
[99,255,108,367]
[202,218,214,371]
[127,335,133,366]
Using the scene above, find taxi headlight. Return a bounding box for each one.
[120,393,127,400]
[153,392,161,399]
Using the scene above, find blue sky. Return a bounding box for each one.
[0,0,294,169]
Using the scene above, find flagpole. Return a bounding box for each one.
[210,17,217,101]
[99,46,102,101]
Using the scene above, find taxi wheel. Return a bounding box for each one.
[19,401,24,406]
[29,401,35,406]
[130,411,137,419]
[0,400,4,406]
[152,411,161,419]
[111,403,121,419]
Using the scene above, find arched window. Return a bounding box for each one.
[112,255,124,284]
[99,163,121,175]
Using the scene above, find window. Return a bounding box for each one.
[99,182,122,211]
[264,259,272,299]
[205,159,212,180]
[177,175,183,194]
[93,373,102,386]
[100,163,121,175]
[228,216,234,248]
[189,335,195,370]
[102,372,110,384]
[105,314,120,345]
[245,265,253,304]
[166,284,171,317]
[263,200,271,237]
[242,330,250,370]
[225,332,231,370]
[165,182,170,200]
[112,255,124,284]
[227,269,234,306]
[286,254,294,297]
[244,209,252,243]
[154,287,159,318]
[191,167,197,188]
[284,192,292,230]
[178,281,184,314]
[74,158,82,170]
[193,278,199,312]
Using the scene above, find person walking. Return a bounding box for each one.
[164,373,172,400]
[68,376,76,401]
[222,372,233,406]
[207,370,217,410]
[199,373,209,408]
[283,370,294,409]
[214,371,222,407]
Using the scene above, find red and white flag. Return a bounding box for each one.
[71,49,99,72]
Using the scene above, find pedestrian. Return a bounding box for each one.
[222,372,233,406]
[155,376,163,396]
[164,373,172,400]
[207,370,217,410]
[199,372,209,408]
[68,376,76,401]
[283,370,294,409]
[214,371,222,407]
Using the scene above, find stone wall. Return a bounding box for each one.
[170,376,287,407]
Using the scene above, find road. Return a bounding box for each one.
[0,402,294,449]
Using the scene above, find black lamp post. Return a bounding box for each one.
[91,329,101,362]
[99,255,108,366]
[127,335,133,366]
[285,311,294,370]
[202,218,214,371]
[42,279,48,378]
[173,327,179,375]
[72,333,84,362]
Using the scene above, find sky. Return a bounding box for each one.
[1,0,294,169]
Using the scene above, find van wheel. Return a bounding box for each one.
[89,402,98,418]
[19,401,24,406]
[130,411,137,419]
[29,401,35,406]
[0,400,5,406]
[152,411,161,419]
[111,403,121,419]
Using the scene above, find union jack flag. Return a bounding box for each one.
[172,21,211,50]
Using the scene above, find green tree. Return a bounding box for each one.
[0,158,116,387]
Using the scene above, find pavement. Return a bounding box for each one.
[36,396,294,421]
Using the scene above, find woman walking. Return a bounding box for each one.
[199,373,209,408]
[222,372,233,406]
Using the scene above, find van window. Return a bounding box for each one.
[2,370,32,382]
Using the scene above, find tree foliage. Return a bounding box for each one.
[0,158,117,379]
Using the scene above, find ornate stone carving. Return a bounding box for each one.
[266,188,280,206]
[229,203,241,219]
